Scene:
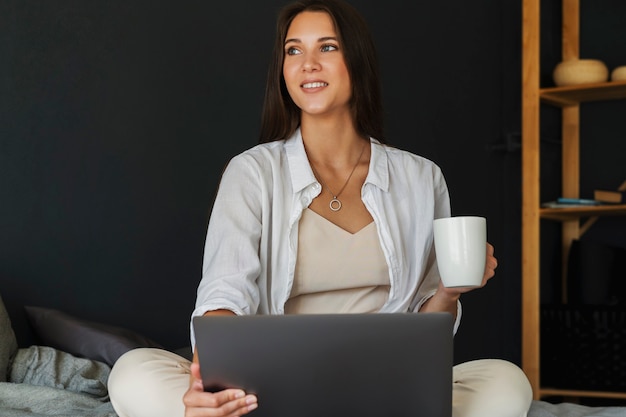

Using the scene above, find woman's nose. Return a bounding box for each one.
[302,54,321,72]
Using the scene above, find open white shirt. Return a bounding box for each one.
[191,129,459,347]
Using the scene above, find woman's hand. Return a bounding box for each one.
[421,242,498,317]
[483,241,498,281]
[439,242,497,295]
[183,362,258,417]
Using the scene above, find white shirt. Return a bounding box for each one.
[190,129,460,347]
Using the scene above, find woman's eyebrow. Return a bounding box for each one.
[284,36,338,45]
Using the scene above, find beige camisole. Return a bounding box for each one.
[284,208,390,314]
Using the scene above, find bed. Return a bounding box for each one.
[2,294,625,417]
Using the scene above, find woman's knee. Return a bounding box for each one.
[453,359,532,417]
[108,348,191,417]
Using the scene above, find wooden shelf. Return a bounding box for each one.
[541,80,626,107]
[540,204,626,221]
[522,0,626,402]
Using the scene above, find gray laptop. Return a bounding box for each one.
[193,312,453,417]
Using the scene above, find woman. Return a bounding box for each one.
[108,1,533,416]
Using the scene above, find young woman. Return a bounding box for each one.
[108,1,533,416]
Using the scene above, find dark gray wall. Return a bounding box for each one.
[5,0,621,366]
[0,0,523,362]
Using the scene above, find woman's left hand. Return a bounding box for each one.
[420,243,497,317]
[440,242,497,296]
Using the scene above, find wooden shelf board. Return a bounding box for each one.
[540,205,626,221]
[540,388,626,400]
[540,80,626,107]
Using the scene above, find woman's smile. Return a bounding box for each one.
[302,81,329,89]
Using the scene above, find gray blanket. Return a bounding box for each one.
[0,346,117,417]
[529,400,626,417]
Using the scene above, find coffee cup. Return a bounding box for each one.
[433,216,487,288]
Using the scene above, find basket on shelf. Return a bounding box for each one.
[541,305,626,391]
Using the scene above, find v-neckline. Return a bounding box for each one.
[304,208,374,235]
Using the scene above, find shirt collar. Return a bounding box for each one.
[285,129,315,194]
[285,128,390,194]
[366,139,389,192]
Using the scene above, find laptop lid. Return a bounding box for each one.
[193,312,453,417]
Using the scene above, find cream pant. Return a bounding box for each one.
[108,348,532,417]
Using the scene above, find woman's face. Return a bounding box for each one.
[282,11,352,119]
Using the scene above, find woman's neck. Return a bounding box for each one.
[300,114,365,164]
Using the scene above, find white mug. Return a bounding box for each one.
[433,216,487,288]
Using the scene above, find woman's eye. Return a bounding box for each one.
[286,47,302,56]
[321,44,338,52]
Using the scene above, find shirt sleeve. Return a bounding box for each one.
[190,154,265,346]
[412,163,462,334]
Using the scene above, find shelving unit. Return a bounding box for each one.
[521,0,626,400]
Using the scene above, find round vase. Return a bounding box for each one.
[552,59,609,86]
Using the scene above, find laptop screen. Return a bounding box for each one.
[193,312,453,417]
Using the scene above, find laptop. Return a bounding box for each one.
[193,312,453,417]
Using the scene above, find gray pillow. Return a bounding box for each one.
[24,306,163,367]
[0,294,19,382]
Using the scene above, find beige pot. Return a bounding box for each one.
[611,66,626,81]
[552,59,609,86]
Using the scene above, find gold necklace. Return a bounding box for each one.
[310,143,366,212]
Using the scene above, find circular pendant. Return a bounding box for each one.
[329,198,342,212]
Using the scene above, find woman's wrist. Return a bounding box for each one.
[420,288,459,316]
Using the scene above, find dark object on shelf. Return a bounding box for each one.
[567,239,626,306]
[540,239,626,391]
[541,305,626,391]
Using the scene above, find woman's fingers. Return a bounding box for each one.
[184,378,258,417]
[485,242,497,279]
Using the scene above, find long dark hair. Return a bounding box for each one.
[258,0,386,143]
